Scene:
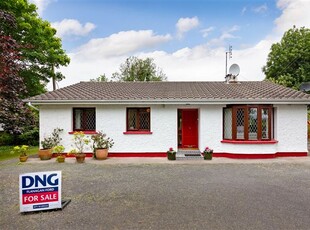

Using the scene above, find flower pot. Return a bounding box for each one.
[95,148,108,160]
[57,156,65,163]
[19,155,28,162]
[203,153,213,160]
[167,152,176,160]
[76,153,86,163]
[38,149,52,160]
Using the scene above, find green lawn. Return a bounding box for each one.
[0,146,39,161]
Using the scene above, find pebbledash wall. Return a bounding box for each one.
[39,104,308,158]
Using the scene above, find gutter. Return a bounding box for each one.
[25,99,310,106]
[27,102,39,111]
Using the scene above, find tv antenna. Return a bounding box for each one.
[225,45,232,78]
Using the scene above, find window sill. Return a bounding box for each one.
[221,139,278,144]
[68,131,98,135]
[123,131,153,135]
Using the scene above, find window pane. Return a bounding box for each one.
[128,109,137,130]
[224,108,232,139]
[262,108,269,139]
[236,108,245,139]
[139,109,150,130]
[248,108,258,140]
[85,109,96,130]
[74,109,82,129]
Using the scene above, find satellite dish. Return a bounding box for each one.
[229,64,240,76]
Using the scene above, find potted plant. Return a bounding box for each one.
[39,128,63,160]
[167,147,176,160]
[53,145,65,163]
[203,146,213,160]
[91,131,114,160]
[11,145,29,162]
[71,131,90,163]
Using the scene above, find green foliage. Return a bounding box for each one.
[91,131,114,149]
[18,127,39,146]
[112,56,167,82]
[11,145,28,156]
[41,128,63,149]
[0,132,14,146]
[0,145,38,161]
[90,74,109,82]
[263,26,310,90]
[0,0,70,96]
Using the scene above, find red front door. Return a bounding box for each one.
[182,109,198,148]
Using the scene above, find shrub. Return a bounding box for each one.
[0,132,14,146]
[18,128,39,146]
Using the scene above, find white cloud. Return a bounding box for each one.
[29,0,54,16]
[51,19,96,38]
[207,25,240,47]
[51,0,310,90]
[74,30,172,60]
[176,17,200,38]
[253,4,268,13]
[274,0,310,34]
[200,27,215,38]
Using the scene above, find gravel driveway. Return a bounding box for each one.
[1,158,310,230]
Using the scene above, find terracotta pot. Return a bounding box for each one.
[38,149,52,160]
[57,156,65,163]
[95,149,108,160]
[19,155,28,162]
[75,153,86,163]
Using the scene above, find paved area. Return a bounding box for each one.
[1,156,310,229]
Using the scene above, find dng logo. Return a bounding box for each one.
[22,173,59,188]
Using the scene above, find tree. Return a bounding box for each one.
[263,26,310,90]
[90,74,109,82]
[112,56,167,82]
[0,10,37,138]
[0,0,70,96]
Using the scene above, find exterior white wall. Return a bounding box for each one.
[275,104,308,152]
[96,104,177,152]
[39,103,308,154]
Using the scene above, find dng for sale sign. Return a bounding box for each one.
[19,171,62,212]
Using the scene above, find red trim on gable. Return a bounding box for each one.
[68,131,98,135]
[221,140,278,144]
[123,131,153,135]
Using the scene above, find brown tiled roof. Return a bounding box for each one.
[26,81,310,104]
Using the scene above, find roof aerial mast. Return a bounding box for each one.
[225,45,232,78]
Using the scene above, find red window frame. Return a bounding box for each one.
[223,105,273,141]
[73,108,96,131]
[126,108,151,132]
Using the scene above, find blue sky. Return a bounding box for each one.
[30,0,309,88]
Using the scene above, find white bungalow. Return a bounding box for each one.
[26,80,310,158]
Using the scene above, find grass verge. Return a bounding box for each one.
[0,146,39,161]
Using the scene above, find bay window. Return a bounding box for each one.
[223,105,273,141]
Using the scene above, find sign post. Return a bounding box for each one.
[19,171,62,212]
